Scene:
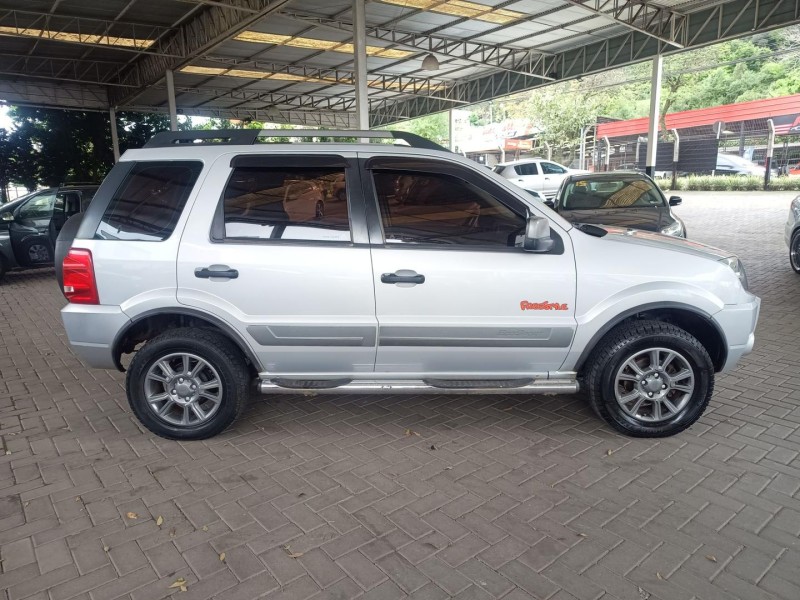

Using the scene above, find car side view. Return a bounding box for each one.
[547,172,687,237]
[786,195,800,273]
[58,130,759,441]
[493,158,586,199]
[0,185,98,282]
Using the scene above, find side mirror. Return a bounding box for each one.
[668,196,682,206]
[544,200,555,209]
[1,212,13,222]
[523,215,555,253]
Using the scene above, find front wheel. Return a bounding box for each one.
[790,230,800,273]
[126,328,250,440]
[585,320,714,437]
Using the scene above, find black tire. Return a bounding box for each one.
[22,238,52,265]
[126,328,250,440]
[790,230,800,274]
[584,319,714,437]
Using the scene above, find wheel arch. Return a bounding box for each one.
[575,302,728,375]
[112,308,261,374]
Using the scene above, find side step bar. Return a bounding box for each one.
[259,379,579,395]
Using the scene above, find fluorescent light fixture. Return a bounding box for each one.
[377,0,523,24]
[0,25,154,48]
[234,31,411,59]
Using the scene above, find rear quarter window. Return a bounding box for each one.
[95,161,202,241]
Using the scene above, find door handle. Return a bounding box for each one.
[195,266,239,279]
[381,271,425,285]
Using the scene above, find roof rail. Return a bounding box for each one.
[142,129,448,152]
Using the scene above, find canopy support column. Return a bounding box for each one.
[353,0,369,131]
[165,70,178,131]
[645,55,663,177]
[110,107,120,163]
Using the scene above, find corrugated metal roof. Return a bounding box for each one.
[0,0,792,125]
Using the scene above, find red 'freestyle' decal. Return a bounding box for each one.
[520,301,569,311]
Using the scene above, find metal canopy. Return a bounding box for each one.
[0,0,798,128]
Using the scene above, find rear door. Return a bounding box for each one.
[361,155,577,377]
[512,162,544,193]
[540,161,569,198]
[177,152,377,376]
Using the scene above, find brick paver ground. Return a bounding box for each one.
[1,191,799,600]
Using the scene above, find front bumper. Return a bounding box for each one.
[62,304,131,369]
[714,295,761,374]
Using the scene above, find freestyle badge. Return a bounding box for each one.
[520,301,568,311]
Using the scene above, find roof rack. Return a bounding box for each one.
[143,129,448,152]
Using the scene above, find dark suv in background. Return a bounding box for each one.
[0,185,98,281]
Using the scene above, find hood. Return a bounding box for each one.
[589,225,732,260]
[561,207,672,232]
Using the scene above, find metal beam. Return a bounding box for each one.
[0,53,137,87]
[124,103,356,127]
[0,8,177,56]
[0,78,108,110]
[371,0,800,126]
[108,0,295,107]
[169,85,357,111]
[191,57,459,97]
[278,10,555,80]
[561,1,687,48]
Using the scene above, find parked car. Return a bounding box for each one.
[0,185,98,281]
[715,153,767,176]
[615,164,682,179]
[547,173,686,237]
[58,129,758,441]
[494,158,587,199]
[786,195,800,273]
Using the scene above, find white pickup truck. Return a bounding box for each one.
[57,130,759,440]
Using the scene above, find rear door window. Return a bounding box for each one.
[220,167,351,243]
[95,162,202,241]
[515,163,539,176]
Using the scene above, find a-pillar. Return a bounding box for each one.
[165,69,178,131]
[109,107,120,163]
[353,0,369,131]
[645,55,663,177]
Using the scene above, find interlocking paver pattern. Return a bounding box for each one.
[1,191,799,600]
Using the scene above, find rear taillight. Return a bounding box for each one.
[63,249,99,304]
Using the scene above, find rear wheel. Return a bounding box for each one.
[790,230,800,273]
[126,328,250,440]
[585,320,714,437]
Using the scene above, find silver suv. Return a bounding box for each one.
[59,130,760,440]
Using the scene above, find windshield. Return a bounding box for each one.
[560,177,666,210]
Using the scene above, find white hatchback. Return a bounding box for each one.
[494,158,588,199]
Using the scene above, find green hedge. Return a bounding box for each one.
[657,175,800,192]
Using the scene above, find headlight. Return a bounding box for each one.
[660,221,684,237]
[720,256,749,290]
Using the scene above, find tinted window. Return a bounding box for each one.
[373,170,526,248]
[96,162,202,241]
[515,163,539,176]
[19,192,56,220]
[223,167,350,242]
[561,178,665,210]
[541,162,567,175]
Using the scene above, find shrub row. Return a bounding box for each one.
[657,175,800,192]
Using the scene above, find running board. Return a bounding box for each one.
[259,379,579,395]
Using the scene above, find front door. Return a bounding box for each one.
[10,190,56,266]
[177,153,377,376]
[361,156,577,377]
